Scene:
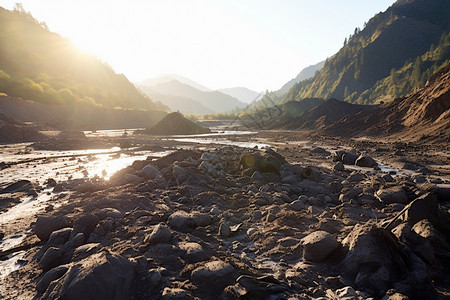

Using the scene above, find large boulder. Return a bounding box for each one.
[375,187,409,204]
[41,252,135,299]
[301,231,339,262]
[34,215,70,241]
[191,260,235,286]
[145,224,172,245]
[355,154,377,167]
[341,223,436,298]
[168,211,196,231]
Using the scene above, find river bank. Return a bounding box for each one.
[0,130,449,299]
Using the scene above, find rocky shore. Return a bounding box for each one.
[0,132,449,299]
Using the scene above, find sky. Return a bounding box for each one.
[0,0,396,91]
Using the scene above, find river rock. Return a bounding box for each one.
[289,199,305,211]
[341,223,434,298]
[39,246,64,270]
[162,287,192,299]
[36,266,69,294]
[34,215,70,241]
[301,231,339,262]
[375,187,409,204]
[355,154,377,167]
[141,164,161,179]
[333,161,344,171]
[41,252,135,299]
[70,213,99,240]
[145,223,172,245]
[342,152,359,165]
[219,222,231,237]
[168,211,196,231]
[191,260,235,286]
[95,208,123,220]
[47,228,72,247]
[392,223,434,264]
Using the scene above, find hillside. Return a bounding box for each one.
[0,6,167,111]
[323,62,450,143]
[137,86,214,115]
[245,61,325,112]
[239,98,325,129]
[0,96,167,130]
[285,0,450,105]
[0,112,43,143]
[277,60,325,96]
[141,75,211,92]
[217,87,262,104]
[144,112,211,135]
[140,79,246,114]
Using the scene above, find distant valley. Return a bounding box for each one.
[137,76,256,115]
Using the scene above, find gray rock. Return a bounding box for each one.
[41,253,135,300]
[308,196,323,207]
[355,154,377,167]
[392,223,434,264]
[191,260,235,285]
[173,165,188,183]
[289,199,305,211]
[70,214,99,240]
[179,241,210,263]
[201,152,219,164]
[162,287,192,299]
[72,243,100,261]
[64,232,85,250]
[146,224,172,245]
[375,187,408,204]
[34,215,70,241]
[342,152,359,165]
[141,164,161,179]
[47,228,72,247]
[39,246,64,270]
[382,174,394,182]
[95,208,123,220]
[282,174,299,184]
[168,211,196,231]
[122,174,144,184]
[36,266,69,293]
[219,222,231,237]
[333,161,345,171]
[251,171,263,181]
[347,172,365,183]
[301,231,339,262]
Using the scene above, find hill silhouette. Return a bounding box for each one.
[0,6,167,111]
[139,79,245,114]
[145,112,211,135]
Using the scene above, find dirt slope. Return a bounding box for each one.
[323,62,450,143]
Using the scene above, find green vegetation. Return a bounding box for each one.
[0,5,167,111]
[283,0,450,105]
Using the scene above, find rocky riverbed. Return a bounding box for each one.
[0,130,449,299]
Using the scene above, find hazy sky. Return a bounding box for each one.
[1,0,395,91]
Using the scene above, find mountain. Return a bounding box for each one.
[137,86,214,115]
[323,62,450,143]
[144,112,211,135]
[277,61,325,96]
[285,0,450,105]
[0,6,167,111]
[217,87,262,104]
[142,74,211,92]
[243,61,325,113]
[139,79,246,114]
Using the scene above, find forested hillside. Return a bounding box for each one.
[0,5,167,111]
[284,0,450,104]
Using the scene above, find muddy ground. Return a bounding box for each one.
[0,130,449,299]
